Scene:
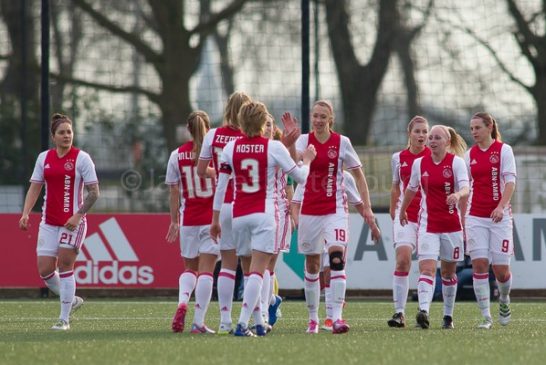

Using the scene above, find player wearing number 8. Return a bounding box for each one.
[210,101,316,336]
[464,112,517,329]
[399,125,468,330]
[19,113,100,331]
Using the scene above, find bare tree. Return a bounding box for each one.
[395,0,434,118]
[61,0,248,152]
[324,0,399,145]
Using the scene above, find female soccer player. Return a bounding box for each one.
[399,125,468,329]
[166,111,218,334]
[197,91,251,334]
[19,113,99,331]
[210,101,316,337]
[387,116,430,328]
[294,100,377,334]
[464,112,516,329]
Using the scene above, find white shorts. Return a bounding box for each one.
[37,220,87,257]
[298,214,348,255]
[232,213,276,257]
[465,215,513,265]
[219,203,236,251]
[393,220,418,250]
[276,209,292,254]
[417,229,464,262]
[180,225,219,259]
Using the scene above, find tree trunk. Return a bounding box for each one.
[533,75,546,145]
[324,0,398,145]
[395,32,421,118]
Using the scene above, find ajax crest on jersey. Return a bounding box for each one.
[489,154,500,164]
[327,148,338,159]
[64,161,75,171]
[442,168,453,178]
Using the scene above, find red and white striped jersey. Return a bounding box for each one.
[30,147,98,226]
[166,141,215,226]
[217,136,308,218]
[199,126,244,203]
[391,147,431,223]
[293,170,362,208]
[465,141,516,218]
[408,153,469,233]
[295,132,362,216]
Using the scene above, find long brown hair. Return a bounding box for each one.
[224,91,252,129]
[472,112,502,142]
[187,111,210,163]
[50,113,72,135]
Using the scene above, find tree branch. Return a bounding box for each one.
[435,13,531,92]
[50,72,160,103]
[506,0,539,46]
[72,0,161,64]
[191,0,247,36]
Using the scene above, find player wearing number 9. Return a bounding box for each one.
[19,113,100,331]
[464,112,517,329]
[399,125,468,330]
[210,101,316,336]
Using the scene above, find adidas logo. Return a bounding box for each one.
[75,217,154,285]
[45,163,50,169]
[470,159,477,165]
[423,171,429,177]
[401,162,408,167]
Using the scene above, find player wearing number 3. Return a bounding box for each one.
[19,113,99,331]
[210,101,316,336]
[464,112,517,329]
[399,125,468,330]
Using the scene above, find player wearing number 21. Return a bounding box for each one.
[19,113,99,331]
[210,101,316,337]
[399,125,468,330]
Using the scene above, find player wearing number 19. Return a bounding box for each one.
[210,101,316,336]
[165,111,218,334]
[19,113,100,331]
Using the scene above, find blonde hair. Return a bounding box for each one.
[239,101,269,137]
[472,112,502,142]
[406,115,429,148]
[313,100,335,129]
[432,125,467,157]
[187,111,210,163]
[224,91,252,129]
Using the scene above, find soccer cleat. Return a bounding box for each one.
[268,295,282,326]
[332,319,350,334]
[306,320,319,334]
[478,317,493,329]
[51,319,70,331]
[254,324,268,337]
[217,322,233,335]
[416,310,430,329]
[70,296,84,317]
[499,302,512,326]
[387,312,406,328]
[442,315,454,329]
[171,303,187,333]
[233,323,256,337]
[251,323,272,333]
[321,318,333,331]
[190,323,216,334]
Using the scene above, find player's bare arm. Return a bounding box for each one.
[65,183,100,231]
[19,182,44,231]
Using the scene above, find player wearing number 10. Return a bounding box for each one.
[165,111,218,334]
[210,101,316,336]
[19,113,100,331]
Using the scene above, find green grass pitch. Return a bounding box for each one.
[1,300,545,365]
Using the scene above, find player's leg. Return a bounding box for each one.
[267,254,282,326]
[491,217,514,326]
[172,257,198,333]
[190,251,218,334]
[439,231,464,329]
[389,245,412,328]
[54,246,78,330]
[321,251,333,331]
[217,203,238,333]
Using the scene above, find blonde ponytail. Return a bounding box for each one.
[187,111,211,164]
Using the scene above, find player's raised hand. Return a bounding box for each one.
[302,144,317,164]
[281,127,301,148]
[165,222,179,243]
[281,112,298,133]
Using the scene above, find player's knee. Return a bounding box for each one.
[329,251,344,271]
